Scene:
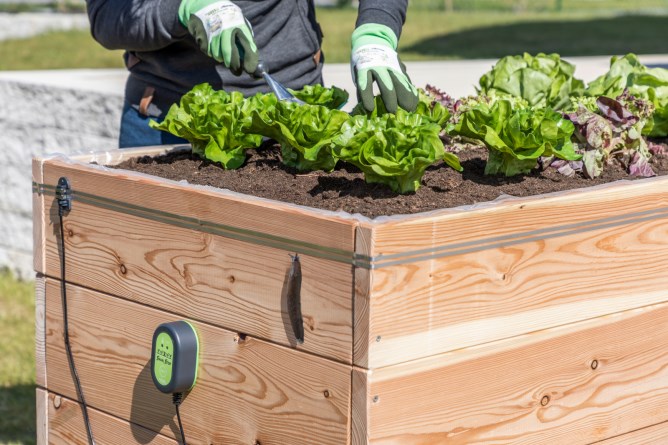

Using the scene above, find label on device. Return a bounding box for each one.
[154,332,174,387]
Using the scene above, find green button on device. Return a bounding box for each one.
[151,321,199,394]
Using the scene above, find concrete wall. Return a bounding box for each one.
[0,73,123,279]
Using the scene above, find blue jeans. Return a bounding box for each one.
[119,101,188,148]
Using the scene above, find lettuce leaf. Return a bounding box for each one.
[584,53,668,137]
[565,92,655,178]
[334,113,462,193]
[288,84,349,110]
[352,92,451,130]
[248,100,349,172]
[150,84,262,169]
[452,98,579,176]
[478,53,585,110]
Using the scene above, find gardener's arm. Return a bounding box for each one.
[352,0,418,113]
[86,0,186,52]
[87,0,257,74]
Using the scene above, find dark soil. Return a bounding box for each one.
[114,140,668,219]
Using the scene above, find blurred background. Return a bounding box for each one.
[0,1,667,444]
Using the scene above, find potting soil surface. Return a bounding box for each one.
[114,141,668,219]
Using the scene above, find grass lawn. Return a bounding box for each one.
[0,8,667,71]
[0,271,35,445]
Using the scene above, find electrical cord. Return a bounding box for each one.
[57,180,96,445]
[173,393,187,445]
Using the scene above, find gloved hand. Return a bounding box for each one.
[179,0,258,76]
[351,24,418,113]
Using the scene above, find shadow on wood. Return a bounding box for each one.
[130,361,184,443]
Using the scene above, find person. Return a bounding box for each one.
[86,0,419,148]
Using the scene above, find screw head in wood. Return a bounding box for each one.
[375,336,382,342]
[372,395,379,403]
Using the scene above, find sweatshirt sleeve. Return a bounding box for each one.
[86,0,188,51]
[355,0,408,40]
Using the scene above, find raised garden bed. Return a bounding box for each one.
[33,144,668,444]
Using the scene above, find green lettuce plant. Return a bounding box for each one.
[478,53,585,110]
[452,98,579,176]
[248,100,350,172]
[150,84,263,169]
[334,113,462,193]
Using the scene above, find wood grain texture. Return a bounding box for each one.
[40,157,356,253]
[43,200,353,362]
[33,158,46,273]
[47,392,177,445]
[354,225,373,368]
[594,421,668,444]
[35,274,46,388]
[351,367,370,445]
[36,388,48,445]
[367,303,668,444]
[366,214,668,368]
[44,279,351,445]
[370,175,668,256]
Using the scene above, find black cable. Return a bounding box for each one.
[173,393,187,445]
[58,204,96,445]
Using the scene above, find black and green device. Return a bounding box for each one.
[151,321,200,394]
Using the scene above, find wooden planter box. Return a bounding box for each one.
[33,146,668,444]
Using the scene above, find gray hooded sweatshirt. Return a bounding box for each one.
[86,0,408,117]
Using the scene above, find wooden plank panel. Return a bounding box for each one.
[47,392,176,445]
[40,157,356,254]
[43,200,353,362]
[35,274,46,388]
[351,368,370,445]
[594,421,668,444]
[36,388,48,445]
[354,226,373,368]
[371,175,668,256]
[33,158,46,274]
[44,279,351,445]
[367,303,668,444]
[366,216,668,367]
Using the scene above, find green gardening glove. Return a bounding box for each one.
[179,0,259,76]
[351,23,418,113]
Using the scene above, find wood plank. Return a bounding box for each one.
[366,214,668,367]
[40,156,356,254]
[354,225,374,368]
[36,388,48,445]
[44,279,351,445]
[371,175,668,257]
[32,158,46,274]
[367,303,668,444]
[35,274,46,388]
[594,421,668,444]
[351,368,370,445]
[47,392,177,445]
[43,200,353,362]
